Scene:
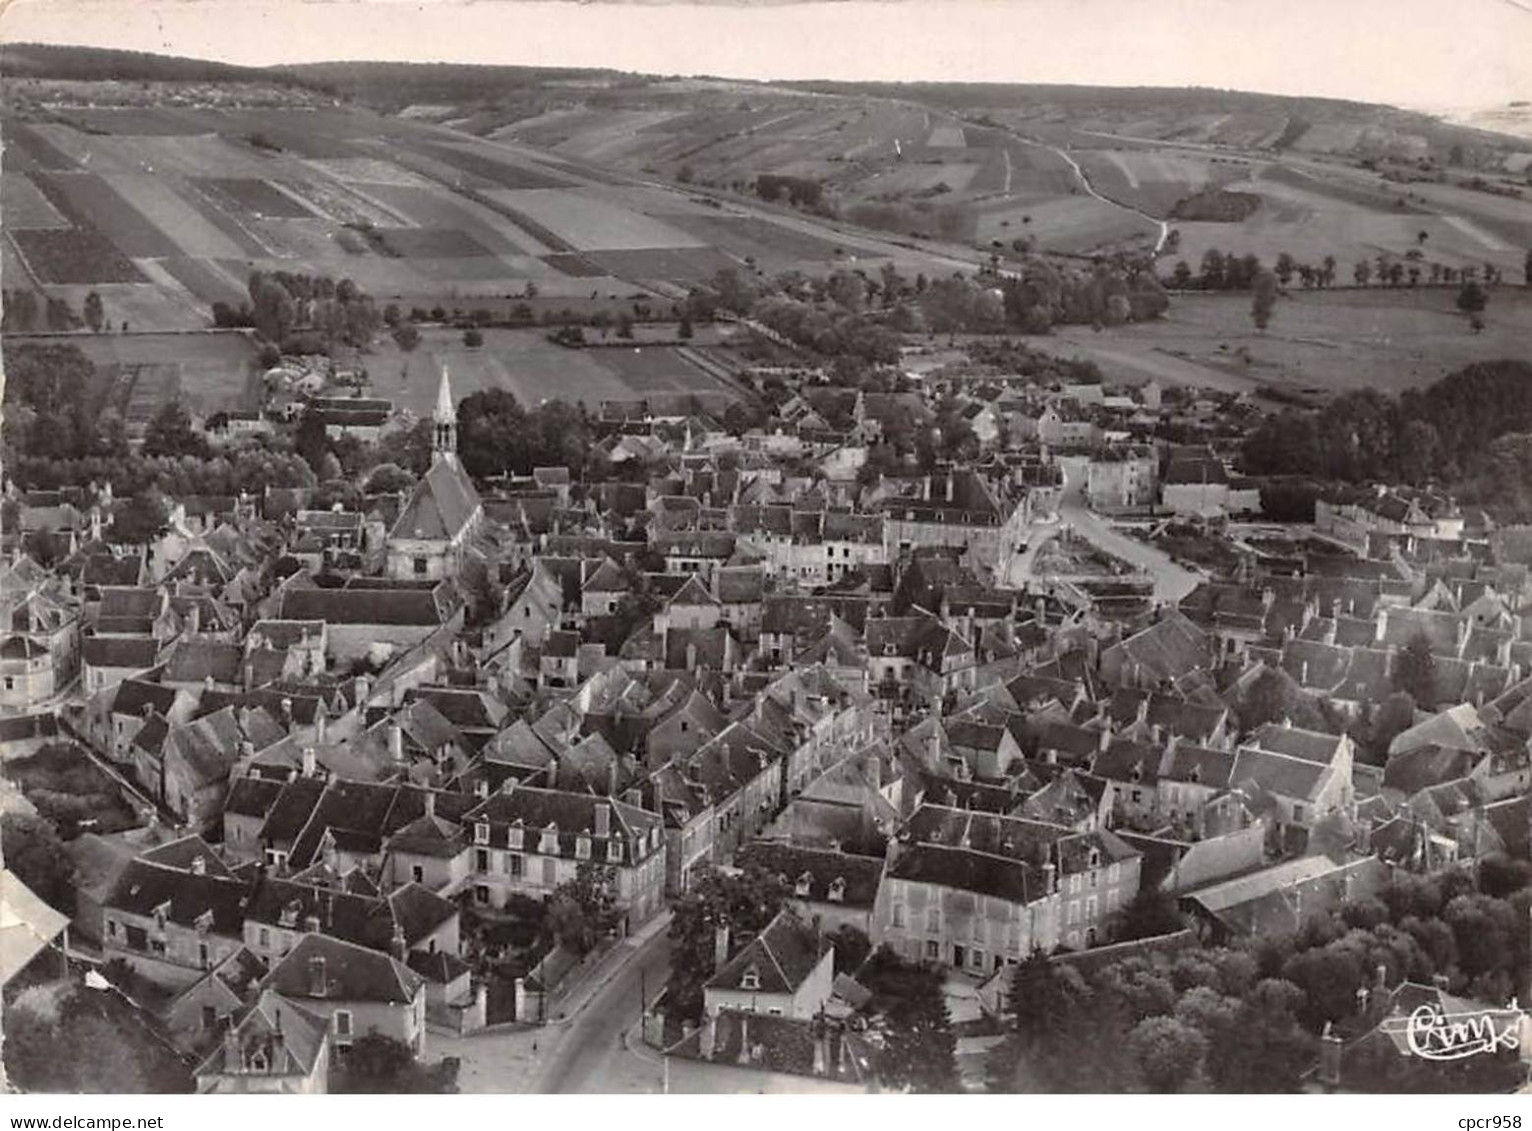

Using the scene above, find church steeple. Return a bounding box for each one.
[433,366,456,460]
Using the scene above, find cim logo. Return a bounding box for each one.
[1405,1003,1524,1062]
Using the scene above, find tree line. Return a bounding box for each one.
[989,864,1531,1093]
[1240,359,1532,515]
[212,270,382,357]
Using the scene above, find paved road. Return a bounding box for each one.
[537,924,673,1094]
[1058,502,1202,604]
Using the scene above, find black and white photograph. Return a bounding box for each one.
[1,0,1531,1103]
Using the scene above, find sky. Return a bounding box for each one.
[3,0,1531,112]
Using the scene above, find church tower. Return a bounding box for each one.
[433,366,457,461]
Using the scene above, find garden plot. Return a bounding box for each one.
[488,189,707,251]
[1,174,70,229]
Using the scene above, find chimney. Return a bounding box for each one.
[390,921,408,961]
[191,855,206,876]
[1043,861,1057,894]
[315,711,327,744]
[308,956,327,998]
[714,923,731,969]
[1135,695,1149,725]
[1300,660,1309,686]
[608,758,620,799]
[301,747,317,778]
[388,722,404,764]
[922,475,932,501]
[594,801,611,838]
[424,791,436,819]
[354,673,371,707]
[223,1023,241,1072]
[280,697,294,725]
[685,642,698,671]
[475,778,490,799]
[204,674,215,691]
[1098,725,1112,754]
[1374,609,1386,643]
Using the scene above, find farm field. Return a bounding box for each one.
[374,327,740,417]
[1,89,983,334]
[1165,161,1532,277]
[1027,288,1532,398]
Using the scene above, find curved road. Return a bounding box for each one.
[966,113,1170,256]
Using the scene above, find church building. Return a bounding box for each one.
[384,368,484,581]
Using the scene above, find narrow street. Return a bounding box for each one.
[536,925,673,1093]
[430,914,673,1094]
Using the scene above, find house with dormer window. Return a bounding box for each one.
[459,783,666,933]
[703,907,834,1020]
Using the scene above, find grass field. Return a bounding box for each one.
[1028,288,1532,399]
[6,329,261,418]
[490,188,707,251]
[1166,161,1532,277]
[1,174,69,228]
[373,327,738,415]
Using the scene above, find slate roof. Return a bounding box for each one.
[104,859,248,936]
[83,635,161,670]
[263,933,422,1005]
[278,586,453,626]
[388,455,481,543]
[705,908,830,995]
[735,842,885,908]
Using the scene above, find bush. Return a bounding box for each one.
[463,328,484,348]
